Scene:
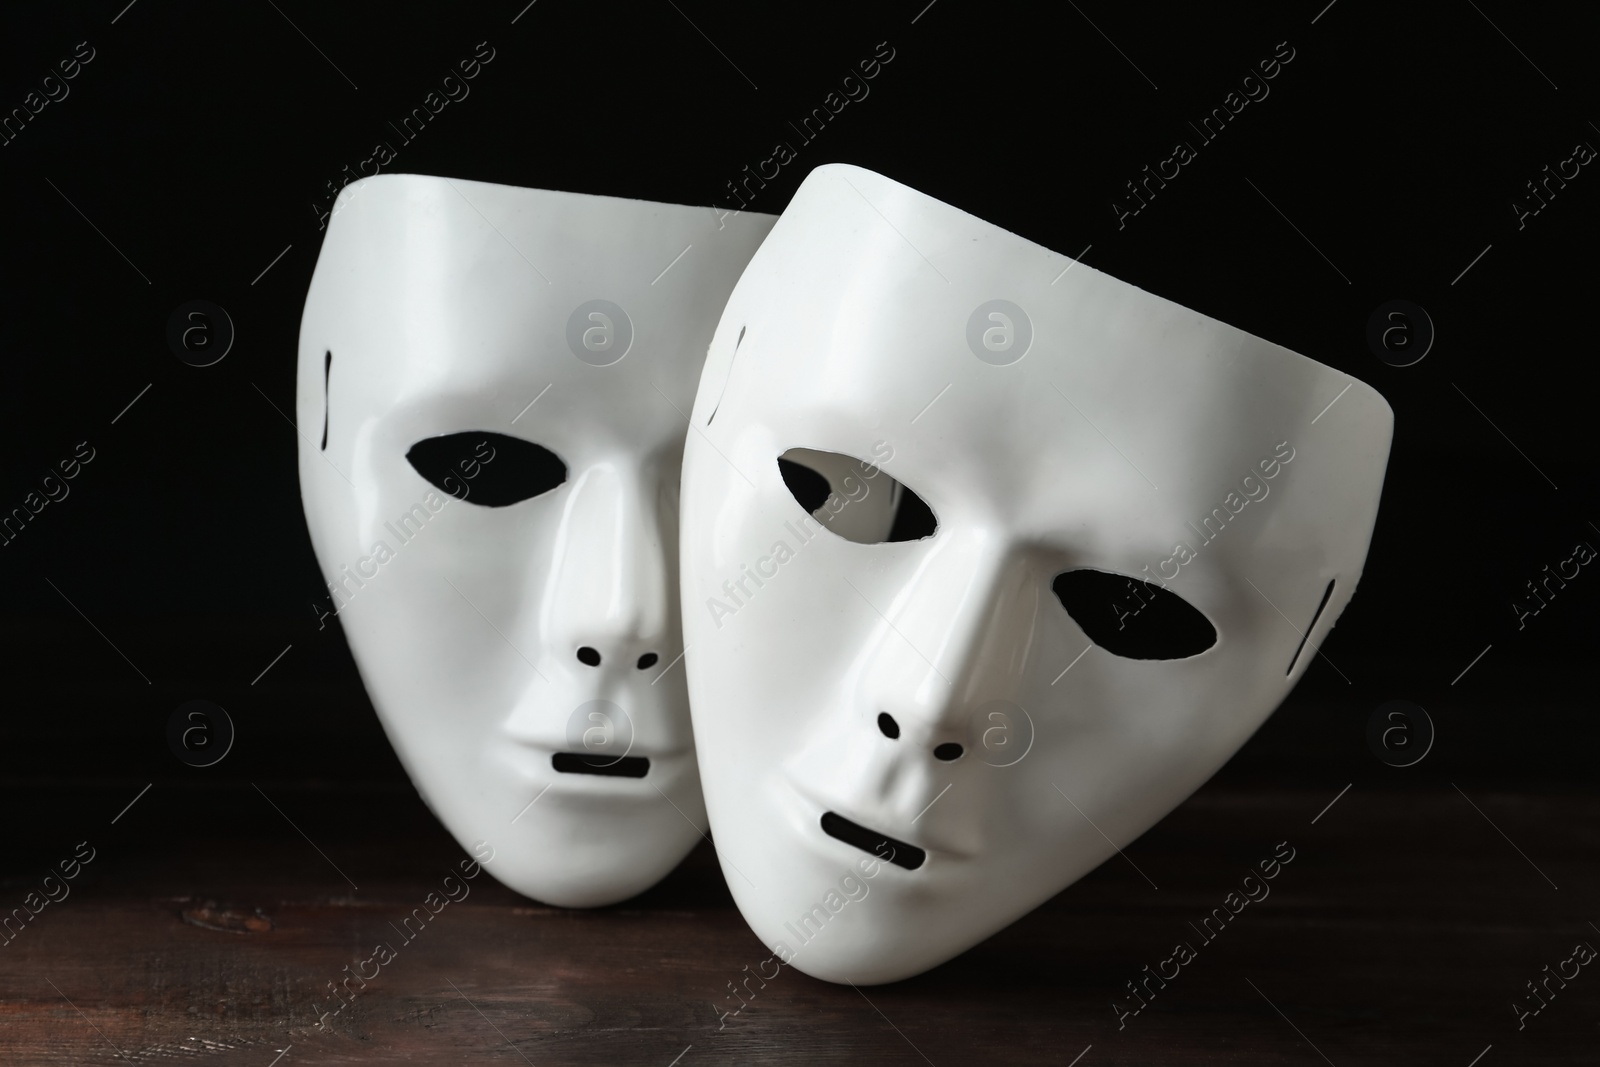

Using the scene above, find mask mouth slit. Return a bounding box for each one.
[1286,578,1336,675]
[820,811,926,870]
[551,752,650,778]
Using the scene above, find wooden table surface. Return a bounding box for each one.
[1,769,1594,1065]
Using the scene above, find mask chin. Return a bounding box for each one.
[297,172,777,907]
[681,163,1393,981]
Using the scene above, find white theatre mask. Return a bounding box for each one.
[297,174,774,906]
[680,164,1392,982]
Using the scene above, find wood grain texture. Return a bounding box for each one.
[0,779,1594,1065]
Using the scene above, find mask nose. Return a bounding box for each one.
[857,531,1037,747]
[779,533,1035,857]
[872,710,966,763]
[540,462,674,675]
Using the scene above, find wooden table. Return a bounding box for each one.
[1,769,1593,1065]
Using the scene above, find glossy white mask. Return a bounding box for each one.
[681,164,1392,981]
[298,174,775,906]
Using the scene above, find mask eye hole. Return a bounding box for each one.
[777,455,831,513]
[1052,569,1217,660]
[406,431,566,507]
[776,448,937,544]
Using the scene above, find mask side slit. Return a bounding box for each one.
[1286,578,1336,675]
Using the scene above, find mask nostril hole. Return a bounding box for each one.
[877,712,900,740]
[636,652,658,670]
[934,742,963,761]
[576,646,601,667]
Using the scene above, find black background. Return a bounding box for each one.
[1,0,1594,824]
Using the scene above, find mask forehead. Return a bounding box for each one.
[298,174,776,908]
[712,167,1385,565]
[683,164,1391,982]
[302,176,763,457]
